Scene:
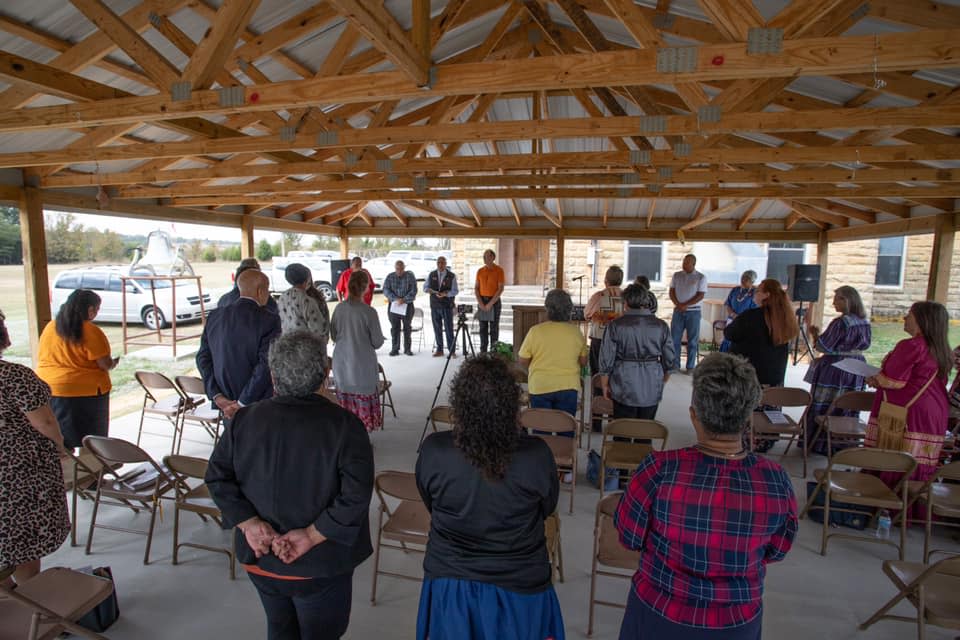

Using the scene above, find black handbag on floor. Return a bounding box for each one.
[76,566,120,632]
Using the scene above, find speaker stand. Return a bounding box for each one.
[792,301,815,366]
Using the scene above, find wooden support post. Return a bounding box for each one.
[926,212,956,303]
[339,228,349,258]
[18,186,50,363]
[412,0,431,60]
[240,215,255,259]
[555,230,565,290]
[815,231,830,330]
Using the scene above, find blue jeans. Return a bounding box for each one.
[671,309,702,370]
[619,588,761,640]
[430,306,455,353]
[248,571,353,640]
[529,389,579,432]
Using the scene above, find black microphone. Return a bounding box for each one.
[571,275,585,281]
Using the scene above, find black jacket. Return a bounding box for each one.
[206,394,374,578]
[724,306,789,386]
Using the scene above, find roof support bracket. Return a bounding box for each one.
[656,47,698,73]
[747,28,784,55]
[170,81,192,102]
[218,86,244,108]
[639,115,667,134]
[630,149,651,165]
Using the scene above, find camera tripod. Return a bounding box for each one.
[792,301,815,365]
[417,311,476,451]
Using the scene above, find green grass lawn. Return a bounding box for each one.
[864,320,960,368]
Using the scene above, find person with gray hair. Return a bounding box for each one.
[585,265,625,377]
[614,353,797,640]
[207,330,374,640]
[278,263,330,354]
[720,270,758,353]
[599,283,674,420]
[518,289,588,419]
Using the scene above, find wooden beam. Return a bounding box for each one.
[736,201,761,230]
[327,0,430,86]
[508,199,522,226]
[0,50,130,102]
[240,215,255,258]
[18,186,50,362]
[793,199,877,224]
[400,200,476,227]
[6,28,960,131]
[926,212,957,302]
[825,215,942,241]
[69,0,181,88]
[815,231,830,329]
[679,199,750,231]
[556,230,565,289]
[533,199,562,228]
[465,200,483,226]
[180,0,263,90]
[384,202,410,226]
[697,0,764,40]
[786,201,850,227]
[412,0,431,60]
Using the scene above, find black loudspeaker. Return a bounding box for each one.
[787,264,821,302]
[330,259,351,289]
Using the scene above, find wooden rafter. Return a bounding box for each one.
[179,0,263,90]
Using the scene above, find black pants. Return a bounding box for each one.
[51,393,110,449]
[613,400,658,420]
[589,337,603,377]
[431,306,455,353]
[248,571,353,640]
[388,304,415,353]
[477,297,501,352]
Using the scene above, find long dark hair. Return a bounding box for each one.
[55,289,101,344]
[757,279,799,346]
[449,355,521,479]
[911,301,952,380]
[835,286,866,319]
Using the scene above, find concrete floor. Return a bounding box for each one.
[45,328,958,639]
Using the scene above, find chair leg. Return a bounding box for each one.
[820,491,831,556]
[587,547,599,637]
[370,511,384,605]
[569,464,576,515]
[924,502,933,563]
[801,429,808,478]
[858,583,914,631]
[386,388,397,418]
[136,401,147,447]
[556,529,564,583]
[70,486,79,547]
[229,530,237,580]
[144,493,160,565]
[799,482,822,519]
[918,584,926,640]
[85,484,103,556]
[172,503,181,566]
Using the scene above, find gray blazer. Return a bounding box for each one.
[599,309,674,408]
[330,299,385,395]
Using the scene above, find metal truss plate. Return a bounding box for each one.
[629,149,651,165]
[639,115,668,135]
[316,130,339,146]
[656,47,698,73]
[747,28,784,55]
[218,86,244,108]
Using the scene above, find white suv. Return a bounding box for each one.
[51,266,214,329]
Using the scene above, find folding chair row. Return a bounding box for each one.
[807,390,875,459]
[134,371,223,455]
[520,408,580,515]
[599,419,668,496]
[750,386,812,477]
[588,492,640,637]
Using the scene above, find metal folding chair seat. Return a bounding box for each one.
[174,375,222,452]
[860,556,960,640]
[905,459,960,562]
[164,454,235,579]
[134,370,197,454]
[585,373,614,451]
[370,471,430,605]
[520,407,579,514]
[808,390,874,459]
[588,492,641,637]
[82,435,177,565]
[378,363,397,422]
[429,404,453,432]
[600,419,668,495]
[0,566,113,640]
[410,307,425,353]
[544,511,564,583]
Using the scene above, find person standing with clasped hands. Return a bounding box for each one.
[474,249,505,353]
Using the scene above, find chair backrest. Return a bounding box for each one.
[935,459,960,483]
[761,386,812,408]
[136,370,179,399]
[830,447,917,474]
[83,435,152,465]
[378,363,389,381]
[594,492,639,570]
[375,470,422,503]
[174,374,206,397]
[830,390,875,414]
[163,454,209,480]
[590,373,605,396]
[520,407,578,436]
[412,307,424,329]
[605,419,668,449]
[430,405,454,429]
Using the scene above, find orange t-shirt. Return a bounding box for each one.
[36,320,112,397]
[475,264,505,297]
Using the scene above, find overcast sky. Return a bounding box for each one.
[46,209,284,243]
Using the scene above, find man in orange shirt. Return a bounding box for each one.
[474,249,505,353]
[335,256,375,305]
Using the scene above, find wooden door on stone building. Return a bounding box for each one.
[514,239,548,285]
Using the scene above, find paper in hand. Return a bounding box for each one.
[390,301,408,315]
[831,358,880,378]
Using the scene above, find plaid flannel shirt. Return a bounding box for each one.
[614,448,797,629]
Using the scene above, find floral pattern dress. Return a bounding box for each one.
[0,359,69,567]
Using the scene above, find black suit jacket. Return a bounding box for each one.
[205,394,374,577]
[196,298,281,405]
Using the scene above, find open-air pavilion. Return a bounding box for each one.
[1,0,959,638]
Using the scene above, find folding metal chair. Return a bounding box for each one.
[174,375,223,452]
[544,511,564,583]
[410,307,425,353]
[134,370,197,454]
[600,419,668,495]
[82,435,177,565]
[378,363,397,422]
[588,492,640,637]
[750,386,812,477]
[585,374,614,451]
[429,404,453,432]
[807,390,875,459]
[164,454,236,579]
[520,407,579,514]
[61,447,123,547]
[859,555,960,640]
[0,566,113,640]
[905,459,960,562]
[370,470,430,605]
[801,447,916,560]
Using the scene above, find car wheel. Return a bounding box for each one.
[317,282,335,302]
[141,306,167,330]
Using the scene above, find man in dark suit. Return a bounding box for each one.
[217,257,279,313]
[197,270,281,419]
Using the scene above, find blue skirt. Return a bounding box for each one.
[416,577,565,640]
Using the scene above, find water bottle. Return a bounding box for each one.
[876,509,892,540]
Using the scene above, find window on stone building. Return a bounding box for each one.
[766,243,806,285]
[875,236,905,287]
[625,241,664,283]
